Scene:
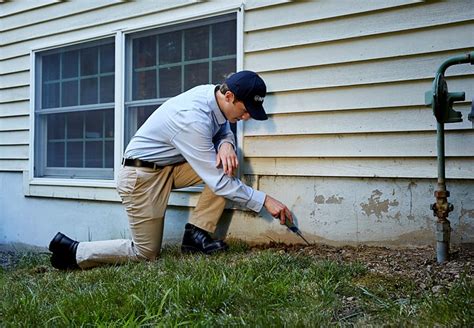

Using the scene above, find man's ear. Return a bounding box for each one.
[224,91,234,103]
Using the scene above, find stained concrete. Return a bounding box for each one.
[1,172,473,248]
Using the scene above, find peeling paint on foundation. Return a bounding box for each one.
[314,195,325,204]
[360,189,400,219]
[313,194,344,204]
[326,195,344,204]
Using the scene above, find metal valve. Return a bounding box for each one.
[430,201,454,217]
[425,51,474,263]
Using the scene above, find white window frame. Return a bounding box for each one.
[34,38,117,180]
[124,13,238,147]
[25,5,244,203]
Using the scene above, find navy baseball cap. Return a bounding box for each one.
[225,70,268,121]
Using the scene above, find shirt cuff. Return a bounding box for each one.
[246,189,266,213]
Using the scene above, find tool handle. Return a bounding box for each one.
[284,215,300,233]
[284,215,293,227]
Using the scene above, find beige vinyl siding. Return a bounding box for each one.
[0,56,29,75]
[0,101,30,118]
[0,159,28,171]
[0,130,29,145]
[244,0,424,31]
[244,1,473,52]
[244,131,473,157]
[0,71,29,89]
[260,78,472,114]
[0,115,29,131]
[0,0,56,18]
[245,23,474,72]
[0,1,119,33]
[244,105,473,135]
[241,0,474,179]
[244,158,474,179]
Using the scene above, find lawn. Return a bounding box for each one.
[1,241,473,327]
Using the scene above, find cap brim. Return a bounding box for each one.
[245,100,268,121]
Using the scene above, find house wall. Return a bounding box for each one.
[1,0,473,247]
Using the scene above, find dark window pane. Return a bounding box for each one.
[159,31,181,64]
[100,75,114,103]
[42,54,60,81]
[137,106,157,129]
[47,113,65,140]
[85,111,103,139]
[47,142,65,167]
[42,82,60,108]
[184,26,209,61]
[80,47,98,76]
[184,63,208,90]
[105,141,114,168]
[133,70,156,100]
[62,80,78,107]
[212,20,236,57]
[133,35,156,68]
[62,50,79,78]
[104,109,114,138]
[80,78,98,105]
[159,66,181,97]
[67,112,84,139]
[100,43,115,73]
[212,59,235,84]
[67,141,83,167]
[85,141,102,168]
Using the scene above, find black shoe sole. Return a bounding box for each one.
[181,244,228,255]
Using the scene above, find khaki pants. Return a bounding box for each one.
[76,162,226,269]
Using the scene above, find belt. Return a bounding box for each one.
[122,158,162,170]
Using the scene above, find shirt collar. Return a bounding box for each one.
[208,85,227,125]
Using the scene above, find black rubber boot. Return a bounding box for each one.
[181,223,228,255]
[48,232,80,270]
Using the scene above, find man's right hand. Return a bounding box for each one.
[264,195,293,225]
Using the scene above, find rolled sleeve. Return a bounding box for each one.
[246,189,266,213]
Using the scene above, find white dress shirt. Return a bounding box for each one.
[124,85,266,213]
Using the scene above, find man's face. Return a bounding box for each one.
[230,100,251,123]
[225,92,251,123]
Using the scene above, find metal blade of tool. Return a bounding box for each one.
[285,217,310,245]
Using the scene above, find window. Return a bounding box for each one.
[34,38,115,179]
[125,14,237,145]
[32,13,237,183]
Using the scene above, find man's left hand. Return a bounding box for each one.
[216,142,238,176]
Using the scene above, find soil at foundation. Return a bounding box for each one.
[250,242,474,293]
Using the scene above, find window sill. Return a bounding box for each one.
[22,172,245,210]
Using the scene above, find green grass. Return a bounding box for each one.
[1,241,472,327]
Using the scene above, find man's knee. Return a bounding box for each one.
[133,243,161,261]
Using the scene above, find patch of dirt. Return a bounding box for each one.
[250,242,474,292]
